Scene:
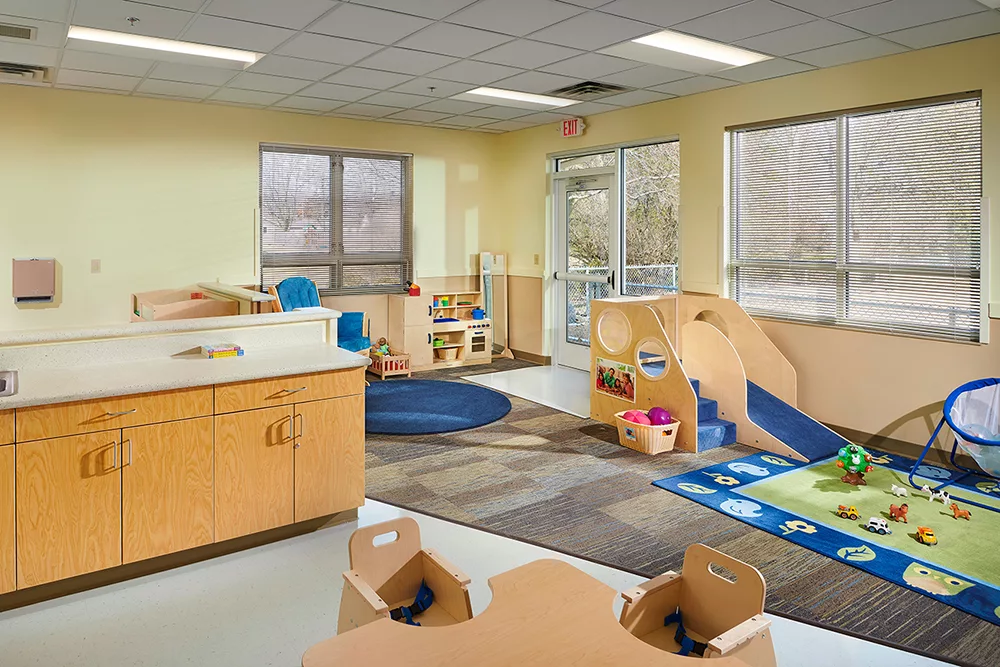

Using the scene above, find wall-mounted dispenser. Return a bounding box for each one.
[12,258,56,304]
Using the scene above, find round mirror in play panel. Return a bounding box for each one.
[636,338,670,379]
[596,308,631,354]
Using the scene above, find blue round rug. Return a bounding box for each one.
[366,379,511,435]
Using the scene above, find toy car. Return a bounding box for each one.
[866,517,892,535]
[917,526,938,545]
[836,505,860,520]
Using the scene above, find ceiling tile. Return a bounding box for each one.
[472,40,583,69]
[715,57,815,83]
[56,69,140,91]
[651,75,736,96]
[204,0,337,30]
[0,14,65,48]
[278,33,383,65]
[599,0,750,27]
[274,107,324,116]
[361,90,436,107]
[328,102,402,117]
[211,88,285,105]
[492,70,578,94]
[391,77,475,96]
[388,108,453,122]
[397,22,512,57]
[513,110,576,125]
[596,89,674,106]
[229,72,310,94]
[791,36,908,67]
[480,119,534,131]
[298,81,377,101]
[136,78,217,98]
[248,55,342,80]
[348,0,477,20]
[736,20,867,57]
[560,101,618,116]
[149,61,236,85]
[309,3,431,43]
[57,84,131,95]
[426,59,523,84]
[541,52,638,78]
[466,105,534,119]
[356,47,458,75]
[0,0,71,22]
[59,50,154,77]
[447,0,584,37]
[832,0,987,35]
[325,67,413,88]
[881,11,1000,49]
[673,1,814,42]
[526,11,656,49]
[598,64,694,87]
[133,0,204,9]
[72,0,191,39]
[773,0,888,17]
[181,15,296,52]
[273,95,346,112]
[560,0,614,7]
[434,114,492,127]
[0,42,58,67]
[416,98,489,114]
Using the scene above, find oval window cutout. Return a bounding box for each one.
[636,338,669,379]
[597,308,631,354]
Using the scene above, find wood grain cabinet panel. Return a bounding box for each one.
[0,410,12,446]
[122,418,214,564]
[294,395,365,522]
[214,368,364,414]
[16,387,213,442]
[16,432,122,588]
[215,406,295,542]
[0,445,13,594]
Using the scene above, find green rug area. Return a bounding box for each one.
[741,460,1000,588]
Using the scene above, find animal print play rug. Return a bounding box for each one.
[654,449,1000,625]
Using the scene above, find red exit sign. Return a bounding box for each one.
[561,117,586,138]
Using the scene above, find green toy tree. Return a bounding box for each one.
[836,444,874,486]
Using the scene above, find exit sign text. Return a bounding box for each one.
[561,118,586,138]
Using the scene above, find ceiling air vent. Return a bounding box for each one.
[546,80,631,101]
[0,23,35,41]
[0,62,50,83]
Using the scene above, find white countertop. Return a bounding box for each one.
[0,343,369,409]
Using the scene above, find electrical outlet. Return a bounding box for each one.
[533,254,539,265]
[90,259,101,274]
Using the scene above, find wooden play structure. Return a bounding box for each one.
[591,294,847,462]
[307,521,776,667]
[337,517,473,634]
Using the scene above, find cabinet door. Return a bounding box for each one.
[16,432,121,588]
[404,325,434,368]
[294,395,365,522]
[0,445,13,594]
[0,409,12,445]
[122,418,214,564]
[215,406,294,542]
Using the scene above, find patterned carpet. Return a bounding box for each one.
[365,360,998,667]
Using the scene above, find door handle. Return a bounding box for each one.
[122,439,133,467]
[106,408,137,417]
[287,416,295,441]
[609,270,616,290]
[283,386,308,395]
[427,333,431,344]
[110,442,117,471]
[428,305,432,317]
[295,413,304,439]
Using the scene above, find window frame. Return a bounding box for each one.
[259,143,414,297]
[724,93,986,343]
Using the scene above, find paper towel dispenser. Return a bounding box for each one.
[12,258,55,303]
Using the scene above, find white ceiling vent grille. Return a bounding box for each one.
[547,81,631,101]
[0,62,49,82]
[0,23,35,41]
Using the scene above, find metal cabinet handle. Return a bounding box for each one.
[284,386,308,394]
[123,439,133,467]
[111,443,117,470]
[288,416,294,441]
[106,408,137,417]
[295,413,305,439]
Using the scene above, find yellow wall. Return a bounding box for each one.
[0,85,494,330]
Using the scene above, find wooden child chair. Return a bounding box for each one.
[338,518,474,634]
[619,544,776,666]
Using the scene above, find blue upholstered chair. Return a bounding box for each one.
[269,276,322,311]
[337,311,371,356]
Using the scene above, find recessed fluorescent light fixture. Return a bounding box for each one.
[632,30,770,67]
[457,87,578,108]
[67,26,261,65]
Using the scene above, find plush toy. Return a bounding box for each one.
[373,337,390,356]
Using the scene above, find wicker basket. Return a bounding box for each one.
[614,411,680,455]
[435,347,459,361]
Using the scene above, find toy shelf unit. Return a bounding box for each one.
[389,291,492,372]
[130,286,238,322]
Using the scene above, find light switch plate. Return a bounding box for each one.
[0,370,17,397]
[91,259,101,274]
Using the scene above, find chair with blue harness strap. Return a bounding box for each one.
[338,517,474,634]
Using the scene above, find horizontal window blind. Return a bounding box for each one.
[260,145,412,296]
[728,97,983,342]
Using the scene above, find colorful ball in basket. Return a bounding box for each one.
[648,407,672,425]
[622,409,652,425]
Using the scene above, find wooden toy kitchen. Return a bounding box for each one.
[388,291,492,371]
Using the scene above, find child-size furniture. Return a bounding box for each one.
[337,312,371,357]
[388,291,492,371]
[338,517,473,634]
[131,287,238,322]
[267,276,322,312]
[369,350,411,380]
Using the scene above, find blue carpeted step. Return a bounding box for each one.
[697,396,718,421]
[697,418,738,450]
[690,378,700,397]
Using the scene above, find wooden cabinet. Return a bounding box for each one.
[294,395,365,522]
[16,432,122,587]
[0,445,13,594]
[0,410,12,446]
[122,418,214,564]
[215,369,365,414]
[215,406,295,541]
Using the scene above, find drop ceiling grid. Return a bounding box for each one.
[0,0,996,132]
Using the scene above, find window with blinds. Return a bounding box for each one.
[727,96,983,342]
[259,145,412,295]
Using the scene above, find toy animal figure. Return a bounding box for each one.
[950,502,972,520]
[929,488,951,504]
[891,484,909,497]
[889,503,909,523]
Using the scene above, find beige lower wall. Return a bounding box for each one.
[508,275,544,357]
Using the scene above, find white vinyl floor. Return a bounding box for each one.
[0,500,951,667]
[464,364,591,418]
